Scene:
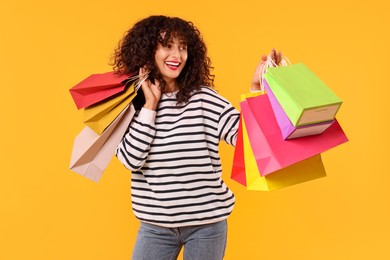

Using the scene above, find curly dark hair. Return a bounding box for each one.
[110,15,214,105]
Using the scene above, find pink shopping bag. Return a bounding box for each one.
[241,93,348,176]
[231,114,326,191]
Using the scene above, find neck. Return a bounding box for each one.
[165,81,178,93]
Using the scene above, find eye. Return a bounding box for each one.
[180,45,187,51]
[161,42,172,49]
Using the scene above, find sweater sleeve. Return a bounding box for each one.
[116,107,156,171]
[218,103,240,147]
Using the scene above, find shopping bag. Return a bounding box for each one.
[231,114,247,186]
[241,92,348,176]
[69,71,131,109]
[231,116,326,191]
[70,104,135,182]
[264,63,342,126]
[83,83,136,134]
[264,80,334,139]
[242,117,326,191]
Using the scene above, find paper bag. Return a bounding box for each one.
[231,116,326,191]
[69,71,130,109]
[241,92,348,176]
[264,63,342,126]
[231,114,247,186]
[83,83,136,134]
[70,104,135,182]
[264,80,334,139]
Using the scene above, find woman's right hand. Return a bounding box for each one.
[139,67,161,111]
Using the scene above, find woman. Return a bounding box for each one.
[113,15,281,260]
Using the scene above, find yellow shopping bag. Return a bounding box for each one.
[83,83,136,134]
[241,115,326,191]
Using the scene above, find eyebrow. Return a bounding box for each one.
[167,37,187,45]
[178,40,188,46]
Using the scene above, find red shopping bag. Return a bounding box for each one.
[231,114,247,186]
[69,71,131,109]
[241,93,348,176]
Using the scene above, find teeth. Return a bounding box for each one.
[166,61,180,66]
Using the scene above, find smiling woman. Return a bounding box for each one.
[111,15,214,106]
[110,15,273,260]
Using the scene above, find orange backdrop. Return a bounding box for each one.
[1,0,389,259]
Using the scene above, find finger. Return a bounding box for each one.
[146,79,161,96]
[271,48,276,58]
[140,78,151,94]
[276,51,282,65]
[153,79,161,88]
[142,66,149,75]
[151,84,162,99]
[261,54,267,63]
[251,56,267,88]
[139,66,149,78]
[270,48,277,65]
[253,54,269,77]
[254,58,265,75]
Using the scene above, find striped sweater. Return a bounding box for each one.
[116,86,240,227]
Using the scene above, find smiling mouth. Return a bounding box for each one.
[165,61,180,69]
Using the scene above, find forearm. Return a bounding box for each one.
[116,108,156,171]
[219,104,240,147]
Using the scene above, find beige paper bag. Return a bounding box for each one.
[70,104,135,182]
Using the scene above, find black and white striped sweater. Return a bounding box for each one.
[116,86,240,227]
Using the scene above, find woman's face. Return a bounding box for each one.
[154,36,188,88]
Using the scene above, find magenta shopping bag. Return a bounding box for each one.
[231,114,326,191]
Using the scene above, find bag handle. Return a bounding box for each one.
[135,72,149,91]
[122,71,150,91]
[259,53,291,91]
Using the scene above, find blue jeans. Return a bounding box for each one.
[132,220,227,260]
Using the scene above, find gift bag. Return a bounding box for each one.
[70,104,135,182]
[231,115,326,191]
[264,80,334,139]
[231,114,247,186]
[264,63,342,126]
[69,71,131,109]
[83,82,137,134]
[240,92,348,176]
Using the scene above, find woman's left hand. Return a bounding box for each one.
[250,48,282,91]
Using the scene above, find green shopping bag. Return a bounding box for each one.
[264,63,342,126]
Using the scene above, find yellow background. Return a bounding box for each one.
[1,0,389,259]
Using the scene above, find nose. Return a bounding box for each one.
[171,46,181,59]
